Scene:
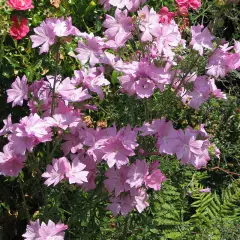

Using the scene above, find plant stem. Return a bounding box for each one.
[19,176,30,220]
[50,42,61,117]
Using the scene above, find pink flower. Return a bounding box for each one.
[135,78,155,98]
[0,144,25,177]
[42,157,71,186]
[158,7,175,23]
[7,0,34,10]
[52,17,81,37]
[0,114,13,136]
[126,160,149,188]
[130,188,149,213]
[144,169,166,190]
[103,9,134,47]
[154,20,181,59]
[109,0,146,11]
[104,166,130,196]
[30,20,55,54]
[23,219,68,240]
[22,219,41,240]
[101,125,137,168]
[66,157,89,184]
[206,48,231,78]
[199,187,211,193]
[73,67,110,99]
[75,34,105,66]
[13,114,52,142]
[80,155,97,191]
[9,16,29,40]
[138,6,159,42]
[31,17,81,54]
[106,195,135,216]
[190,25,214,55]
[7,75,28,107]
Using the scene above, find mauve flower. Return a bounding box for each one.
[0,144,25,177]
[42,157,71,186]
[190,25,214,56]
[144,169,166,190]
[104,166,130,196]
[0,114,13,136]
[103,8,134,47]
[66,157,89,184]
[30,20,55,54]
[9,16,29,40]
[7,0,34,10]
[135,78,155,98]
[126,159,149,188]
[23,219,68,240]
[7,75,28,107]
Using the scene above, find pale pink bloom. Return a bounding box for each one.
[0,144,25,177]
[156,121,180,155]
[8,134,35,155]
[67,157,89,184]
[102,125,137,168]
[154,20,181,59]
[209,78,227,99]
[130,188,149,213]
[104,166,130,196]
[23,219,68,240]
[45,112,82,130]
[38,220,67,240]
[52,16,81,37]
[199,187,211,193]
[61,128,85,155]
[7,0,34,10]
[51,77,92,103]
[73,67,110,99]
[109,0,146,11]
[206,48,231,78]
[13,113,52,142]
[22,219,41,240]
[174,128,204,163]
[106,195,135,216]
[0,114,13,136]
[234,40,240,53]
[80,155,97,191]
[30,20,55,54]
[103,9,134,46]
[99,0,111,10]
[75,34,105,66]
[7,75,28,107]
[135,78,155,98]
[158,7,175,23]
[144,169,166,190]
[126,160,148,188]
[138,6,159,42]
[190,25,214,55]
[42,157,71,186]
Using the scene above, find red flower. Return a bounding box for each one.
[9,16,30,40]
[7,0,34,10]
[158,7,175,23]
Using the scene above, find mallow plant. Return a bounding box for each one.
[1,0,240,238]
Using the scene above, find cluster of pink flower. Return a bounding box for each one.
[22,219,67,240]
[2,0,239,235]
[140,118,219,169]
[7,0,34,40]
